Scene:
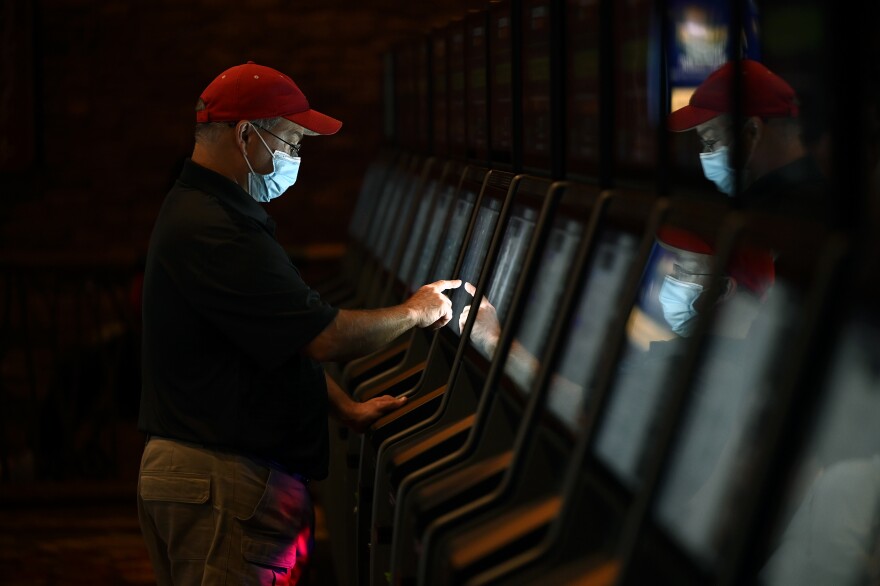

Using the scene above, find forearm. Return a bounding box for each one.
[307,279,460,362]
[326,372,357,423]
[325,371,408,433]
[505,339,539,383]
[307,306,416,362]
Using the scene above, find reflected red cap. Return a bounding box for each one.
[657,227,775,297]
[196,61,342,135]
[668,59,799,132]
[728,247,775,298]
[657,226,715,255]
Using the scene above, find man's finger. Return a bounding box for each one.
[464,282,476,296]
[380,395,407,408]
[431,279,463,292]
[459,305,470,327]
[432,314,452,329]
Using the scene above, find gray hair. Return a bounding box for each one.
[193,98,282,143]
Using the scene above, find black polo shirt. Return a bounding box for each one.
[138,159,339,479]
[741,155,835,224]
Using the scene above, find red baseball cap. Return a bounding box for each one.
[657,226,775,298]
[657,226,715,255]
[196,61,342,136]
[668,59,799,132]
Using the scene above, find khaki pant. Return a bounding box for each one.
[137,437,313,585]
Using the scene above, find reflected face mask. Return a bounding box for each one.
[699,146,735,196]
[658,275,704,337]
[242,124,301,203]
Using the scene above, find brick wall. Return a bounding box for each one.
[2,0,481,257]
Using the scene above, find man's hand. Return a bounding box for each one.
[404,279,462,329]
[307,279,462,362]
[342,394,408,433]
[459,282,501,356]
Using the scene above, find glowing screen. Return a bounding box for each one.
[545,229,640,429]
[410,183,454,291]
[382,172,421,271]
[653,280,801,565]
[366,167,409,256]
[349,161,385,242]
[467,204,539,359]
[431,188,477,283]
[448,196,503,336]
[484,205,538,325]
[502,216,585,392]
[399,179,441,288]
[593,240,693,487]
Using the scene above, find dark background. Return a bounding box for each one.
[2,0,483,257]
[0,0,489,492]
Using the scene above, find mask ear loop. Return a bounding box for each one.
[240,122,259,177]
[240,122,276,177]
[250,123,275,155]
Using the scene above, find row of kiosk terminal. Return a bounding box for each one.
[313,148,879,586]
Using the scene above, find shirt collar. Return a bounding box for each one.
[179,159,276,234]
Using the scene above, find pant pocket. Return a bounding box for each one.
[139,472,213,560]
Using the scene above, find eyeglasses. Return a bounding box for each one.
[671,263,715,281]
[699,137,725,153]
[255,125,302,157]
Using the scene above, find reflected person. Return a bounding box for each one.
[668,59,833,223]
[459,282,540,383]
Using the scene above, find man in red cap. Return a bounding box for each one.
[594,226,775,488]
[668,59,831,222]
[136,62,460,585]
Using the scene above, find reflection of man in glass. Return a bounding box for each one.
[459,282,501,355]
[655,227,770,340]
[668,59,832,223]
[595,227,775,487]
[759,64,880,584]
[459,282,540,383]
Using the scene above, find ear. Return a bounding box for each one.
[232,120,251,155]
[234,120,252,150]
[717,276,737,303]
[745,116,763,142]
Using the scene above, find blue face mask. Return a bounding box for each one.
[699,146,735,196]
[242,124,301,203]
[658,275,704,337]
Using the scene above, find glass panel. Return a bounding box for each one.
[467,204,539,360]
[383,172,422,271]
[760,313,880,586]
[592,239,688,486]
[448,196,503,336]
[546,229,640,429]
[412,182,454,290]
[431,188,477,283]
[654,279,801,565]
[503,217,584,391]
[400,179,440,287]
